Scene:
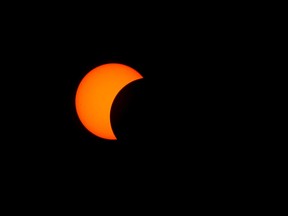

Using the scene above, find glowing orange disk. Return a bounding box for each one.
[75,63,143,140]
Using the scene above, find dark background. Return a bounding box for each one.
[1,3,277,211]
[2,3,262,196]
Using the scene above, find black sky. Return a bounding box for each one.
[2,4,256,182]
[0,4,273,209]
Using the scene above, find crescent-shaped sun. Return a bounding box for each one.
[75,63,143,140]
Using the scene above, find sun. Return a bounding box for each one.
[75,63,143,140]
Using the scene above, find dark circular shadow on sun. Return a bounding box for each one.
[111,79,150,147]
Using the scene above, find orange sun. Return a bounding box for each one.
[75,63,143,140]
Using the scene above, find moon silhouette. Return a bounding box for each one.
[75,63,143,140]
